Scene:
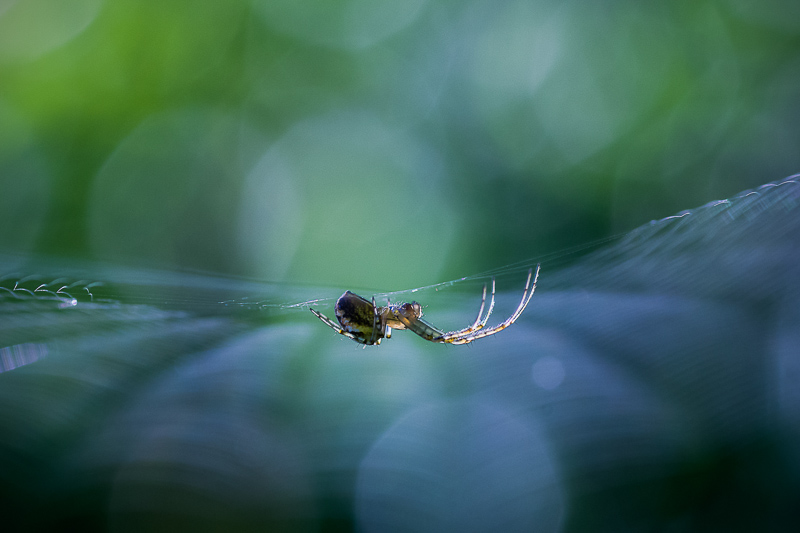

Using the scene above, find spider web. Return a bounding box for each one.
[1,176,799,530]
[1,176,798,321]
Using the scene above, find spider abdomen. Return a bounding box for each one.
[335,291,383,343]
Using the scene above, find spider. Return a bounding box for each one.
[309,265,540,345]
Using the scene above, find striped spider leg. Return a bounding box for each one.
[438,264,540,344]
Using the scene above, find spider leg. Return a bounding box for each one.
[404,316,447,341]
[383,298,392,339]
[391,309,446,342]
[370,297,380,345]
[310,308,361,342]
[444,264,540,345]
[438,278,496,341]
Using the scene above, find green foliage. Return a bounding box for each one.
[2,0,800,287]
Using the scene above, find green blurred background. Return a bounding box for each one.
[2,0,799,289]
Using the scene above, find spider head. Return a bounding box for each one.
[394,302,423,321]
[407,301,422,319]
